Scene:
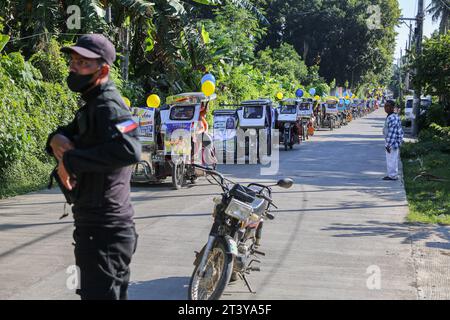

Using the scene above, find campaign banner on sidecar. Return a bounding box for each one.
[132,107,155,145]
[164,122,192,156]
[213,115,237,142]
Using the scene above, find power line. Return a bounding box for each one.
[8,32,95,43]
[8,32,47,42]
[438,0,450,11]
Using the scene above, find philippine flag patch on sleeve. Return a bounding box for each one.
[115,119,138,133]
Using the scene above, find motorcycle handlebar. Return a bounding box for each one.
[256,193,278,209]
[193,165,281,210]
[192,164,226,186]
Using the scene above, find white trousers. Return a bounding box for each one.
[386,147,399,178]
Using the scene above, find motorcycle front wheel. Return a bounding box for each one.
[188,240,233,300]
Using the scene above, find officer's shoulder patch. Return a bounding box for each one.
[115,119,138,133]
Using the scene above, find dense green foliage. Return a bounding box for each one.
[412,31,450,122]
[256,0,400,87]
[0,40,79,197]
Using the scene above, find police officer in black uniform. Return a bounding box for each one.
[46,34,141,300]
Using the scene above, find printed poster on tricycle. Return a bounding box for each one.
[213,115,237,142]
[131,107,155,145]
[164,123,192,156]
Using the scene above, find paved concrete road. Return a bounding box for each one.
[1,108,443,300]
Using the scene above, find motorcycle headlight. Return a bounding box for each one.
[284,123,291,128]
[225,198,253,221]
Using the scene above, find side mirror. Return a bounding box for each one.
[277,178,294,189]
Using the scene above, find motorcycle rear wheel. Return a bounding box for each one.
[188,240,233,300]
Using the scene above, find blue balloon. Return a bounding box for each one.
[295,89,304,98]
[335,92,340,98]
[339,99,344,104]
[309,88,316,96]
[201,73,216,85]
[345,99,350,105]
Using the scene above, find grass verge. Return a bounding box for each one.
[402,143,450,225]
[0,156,53,199]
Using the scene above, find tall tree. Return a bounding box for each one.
[256,0,400,88]
[427,0,450,34]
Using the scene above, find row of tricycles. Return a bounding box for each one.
[129,91,378,189]
[315,97,378,131]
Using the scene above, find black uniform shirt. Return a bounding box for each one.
[46,81,141,227]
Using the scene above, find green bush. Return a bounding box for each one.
[0,40,141,198]
[402,123,450,160]
[0,49,79,198]
[419,123,450,146]
[0,154,54,198]
[29,39,69,83]
[425,103,450,127]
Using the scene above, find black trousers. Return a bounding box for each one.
[73,225,138,300]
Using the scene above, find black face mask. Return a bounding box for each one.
[66,70,99,93]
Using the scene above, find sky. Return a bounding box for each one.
[395,0,439,61]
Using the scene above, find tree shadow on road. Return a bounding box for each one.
[321,220,450,250]
[322,134,384,139]
[128,276,189,300]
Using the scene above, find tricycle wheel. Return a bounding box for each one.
[172,161,185,190]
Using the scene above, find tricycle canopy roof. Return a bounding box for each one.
[324,96,338,104]
[166,92,217,105]
[240,98,273,106]
[213,109,238,116]
[280,98,300,105]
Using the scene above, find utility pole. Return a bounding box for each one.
[411,0,424,137]
[405,23,412,91]
[398,52,403,104]
[408,22,412,51]
[404,40,410,91]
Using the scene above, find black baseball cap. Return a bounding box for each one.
[385,99,396,107]
[61,34,116,66]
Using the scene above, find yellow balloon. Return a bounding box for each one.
[202,80,215,97]
[276,92,283,100]
[146,94,161,108]
[123,97,131,108]
[345,95,350,99]
[314,95,320,101]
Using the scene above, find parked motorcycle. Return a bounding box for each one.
[188,164,294,300]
